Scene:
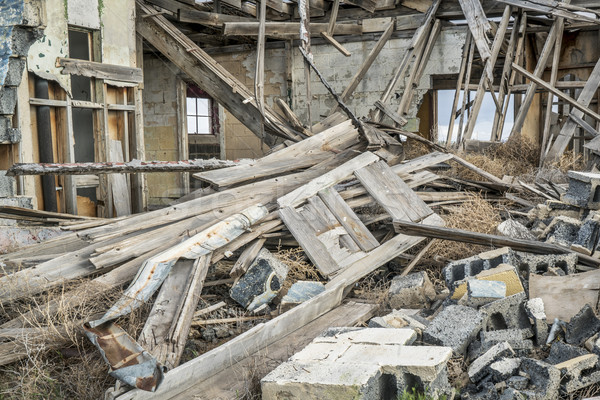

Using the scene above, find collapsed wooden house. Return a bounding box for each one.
[2,0,600,398]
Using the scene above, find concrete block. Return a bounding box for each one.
[0,171,16,197]
[566,304,600,346]
[555,354,600,394]
[229,248,288,313]
[497,220,536,241]
[314,327,417,346]
[0,87,17,114]
[572,217,600,256]
[518,252,577,277]
[280,281,325,309]
[4,57,25,87]
[368,310,428,338]
[506,375,529,390]
[443,247,518,290]
[525,298,549,346]
[488,357,521,383]
[468,341,515,383]
[465,280,506,307]
[452,264,524,300]
[423,305,485,356]
[544,216,582,247]
[480,292,531,332]
[480,329,534,353]
[520,358,560,400]
[562,171,600,210]
[388,271,436,309]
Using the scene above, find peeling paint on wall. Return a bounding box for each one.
[101,0,136,67]
[0,0,24,87]
[68,0,100,29]
[27,0,70,92]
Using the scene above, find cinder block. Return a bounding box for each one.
[0,171,16,197]
[525,298,548,346]
[506,375,529,390]
[480,292,531,332]
[451,263,524,300]
[562,171,600,210]
[571,215,600,255]
[518,252,577,277]
[0,87,17,114]
[280,281,325,310]
[229,248,288,313]
[468,341,515,383]
[388,271,436,309]
[488,357,521,383]
[566,304,600,346]
[4,57,25,87]
[480,329,534,353]
[543,216,582,247]
[520,358,560,400]
[313,327,417,346]
[423,305,485,356]
[555,354,600,393]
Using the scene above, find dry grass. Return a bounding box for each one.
[423,194,501,277]
[453,136,539,180]
[273,247,324,292]
[551,151,586,174]
[0,278,154,400]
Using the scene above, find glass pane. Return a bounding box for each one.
[197,117,210,134]
[197,98,210,116]
[186,98,196,116]
[187,116,197,134]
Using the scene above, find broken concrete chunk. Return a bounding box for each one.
[506,375,529,390]
[562,170,600,210]
[423,305,485,356]
[313,327,417,346]
[543,216,582,247]
[520,358,560,400]
[571,217,600,255]
[388,271,436,309]
[452,264,524,300]
[480,329,534,353]
[566,304,600,346]
[546,341,590,365]
[499,387,527,400]
[368,309,427,338]
[525,298,548,346]
[497,220,536,241]
[465,280,506,307]
[229,248,289,313]
[518,252,577,277]
[468,341,515,383]
[488,357,521,383]
[480,292,531,332]
[280,281,325,310]
[555,353,600,393]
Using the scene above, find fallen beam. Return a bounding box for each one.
[393,220,600,267]
[6,158,250,176]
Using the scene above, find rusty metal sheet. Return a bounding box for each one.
[89,204,269,327]
[84,322,165,392]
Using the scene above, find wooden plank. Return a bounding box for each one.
[222,22,362,36]
[57,58,143,83]
[393,220,600,267]
[495,0,600,24]
[544,56,600,163]
[116,281,347,400]
[445,31,471,147]
[344,0,377,12]
[354,160,433,222]
[136,1,301,142]
[279,206,341,275]
[320,32,351,57]
[277,151,380,208]
[174,300,377,399]
[374,100,407,126]
[108,140,131,217]
[306,196,361,252]
[230,238,266,278]
[458,0,493,71]
[318,187,379,251]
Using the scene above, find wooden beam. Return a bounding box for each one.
[495,0,600,24]
[458,0,493,75]
[222,22,362,36]
[56,58,143,84]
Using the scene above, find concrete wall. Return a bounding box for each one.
[290,27,467,129]
[142,55,182,206]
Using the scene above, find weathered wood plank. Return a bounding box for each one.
[318,186,379,251]
[230,238,266,278]
[57,58,143,83]
[222,22,362,36]
[354,160,433,222]
[279,206,341,275]
[457,0,493,72]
